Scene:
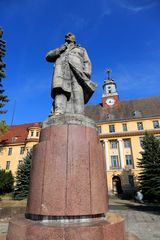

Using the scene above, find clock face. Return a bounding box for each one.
[106,98,115,105]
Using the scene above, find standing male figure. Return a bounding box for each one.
[46,32,97,115]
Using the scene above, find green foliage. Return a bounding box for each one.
[0,120,8,135]
[0,27,9,114]
[138,132,160,201]
[0,169,14,194]
[13,149,32,200]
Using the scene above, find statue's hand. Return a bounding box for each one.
[59,43,68,53]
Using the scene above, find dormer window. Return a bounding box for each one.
[31,131,34,137]
[12,136,18,142]
[133,111,142,118]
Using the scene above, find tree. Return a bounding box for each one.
[13,149,32,200]
[0,27,9,136]
[138,132,160,201]
[0,27,9,114]
[0,119,8,135]
[0,169,14,195]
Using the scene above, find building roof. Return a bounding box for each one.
[85,96,160,123]
[0,122,41,145]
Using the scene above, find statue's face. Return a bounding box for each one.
[65,33,76,43]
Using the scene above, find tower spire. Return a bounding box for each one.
[106,68,112,80]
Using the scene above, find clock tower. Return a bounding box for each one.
[102,68,119,108]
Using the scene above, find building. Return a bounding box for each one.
[0,122,41,175]
[85,70,160,195]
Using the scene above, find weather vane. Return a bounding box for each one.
[106,68,112,79]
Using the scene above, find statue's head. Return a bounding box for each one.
[65,32,76,43]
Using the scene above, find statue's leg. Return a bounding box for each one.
[54,94,67,115]
[66,91,74,114]
[72,77,84,114]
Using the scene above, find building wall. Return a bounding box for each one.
[99,117,160,194]
[0,125,40,175]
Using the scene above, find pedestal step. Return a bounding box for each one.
[7,212,127,240]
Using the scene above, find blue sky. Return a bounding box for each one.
[0,0,160,124]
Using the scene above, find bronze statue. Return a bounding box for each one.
[46,32,97,115]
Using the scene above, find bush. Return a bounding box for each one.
[0,169,14,194]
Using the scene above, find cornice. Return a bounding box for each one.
[96,115,160,125]
[99,129,160,139]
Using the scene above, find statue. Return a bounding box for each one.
[46,32,97,115]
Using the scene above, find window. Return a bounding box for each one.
[8,148,12,156]
[139,137,144,147]
[137,122,143,130]
[12,136,17,142]
[6,161,10,170]
[97,126,101,134]
[31,131,34,137]
[20,147,25,155]
[110,140,118,149]
[125,155,132,165]
[0,148,3,155]
[122,123,128,132]
[18,160,23,166]
[111,155,119,168]
[26,147,31,153]
[153,120,159,129]
[123,139,131,148]
[133,111,142,118]
[36,131,39,137]
[109,125,115,133]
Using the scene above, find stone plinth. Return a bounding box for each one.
[26,115,108,217]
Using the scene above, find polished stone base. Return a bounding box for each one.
[26,123,108,217]
[6,212,139,240]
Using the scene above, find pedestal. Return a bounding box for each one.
[7,115,138,240]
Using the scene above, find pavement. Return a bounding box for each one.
[109,198,160,240]
[0,198,160,240]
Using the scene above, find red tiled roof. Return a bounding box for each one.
[0,122,41,145]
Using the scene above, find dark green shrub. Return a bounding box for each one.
[0,169,14,194]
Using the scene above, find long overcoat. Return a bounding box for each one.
[46,45,96,104]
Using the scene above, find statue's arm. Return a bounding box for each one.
[82,49,92,78]
[46,44,67,62]
[46,48,60,62]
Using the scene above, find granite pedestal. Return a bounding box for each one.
[7,115,137,240]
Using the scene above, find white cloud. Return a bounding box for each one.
[117,0,157,13]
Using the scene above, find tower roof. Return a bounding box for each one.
[103,68,116,88]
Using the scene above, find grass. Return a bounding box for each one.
[0,193,13,200]
[0,193,27,208]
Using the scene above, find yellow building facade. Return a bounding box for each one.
[85,73,160,195]
[97,117,160,194]
[0,123,41,175]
